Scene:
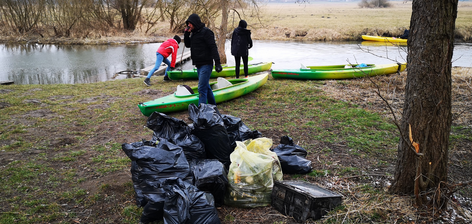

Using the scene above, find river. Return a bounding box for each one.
[1,40,471,85]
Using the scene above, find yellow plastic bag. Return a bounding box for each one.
[225,138,283,207]
[244,138,283,181]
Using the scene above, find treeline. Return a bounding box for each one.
[0,0,223,39]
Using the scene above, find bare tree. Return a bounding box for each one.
[217,0,229,64]
[389,0,458,210]
[163,0,190,33]
[44,0,91,37]
[0,0,45,34]
[91,0,119,28]
[141,0,165,34]
[114,0,147,30]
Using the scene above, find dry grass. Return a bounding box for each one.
[2,2,471,43]
[244,2,472,41]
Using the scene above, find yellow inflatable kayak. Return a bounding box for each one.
[362,35,407,44]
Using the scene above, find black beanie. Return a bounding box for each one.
[173,35,181,44]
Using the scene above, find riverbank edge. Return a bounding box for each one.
[0,35,169,45]
[1,33,471,45]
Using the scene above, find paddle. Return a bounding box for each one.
[179,46,185,76]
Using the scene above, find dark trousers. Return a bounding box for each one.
[234,55,249,78]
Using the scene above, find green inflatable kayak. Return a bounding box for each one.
[167,62,272,80]
[138,71,269,116]
[271,63,406,80]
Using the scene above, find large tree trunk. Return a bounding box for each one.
[116,0,145,31]
[217,0,228,64]
[390,0,457,198]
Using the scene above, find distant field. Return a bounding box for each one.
[0,1,470,43]
[244,2,472,41]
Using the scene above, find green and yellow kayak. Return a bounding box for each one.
[271,63,406,80]
[167,62,272,80]
[362,35,407,44]
[138,72,269,116]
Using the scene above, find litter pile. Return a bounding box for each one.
[122,103,318,223]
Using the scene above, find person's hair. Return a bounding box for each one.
[173,35,181,44]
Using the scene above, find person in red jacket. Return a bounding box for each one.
[144,35,181,86]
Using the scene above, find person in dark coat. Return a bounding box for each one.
[231,20,253,79]
[399,29,409,39]
[184,13,222,106]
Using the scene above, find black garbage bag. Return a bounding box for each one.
[188,104,233,169]
[130,161,148,207]
[278,135,307,157]
[162,178,221,224]
[140,187,166,224]
[192,159,228,207]
[147,112,206,161]
[272,136,312,174]
[122,139,191,209]
[222,114,262,143]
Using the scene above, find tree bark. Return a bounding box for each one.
[390,0,458,195]
[117,0,145,31]
[217,0,228,64]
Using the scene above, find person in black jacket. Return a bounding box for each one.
[399,29,409,39]
[184,14,222,106]
[231,20,253,79]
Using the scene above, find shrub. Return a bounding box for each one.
[359,0,392,8]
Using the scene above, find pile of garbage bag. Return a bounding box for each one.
[122,103,313,223]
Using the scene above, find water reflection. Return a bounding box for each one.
[0,42,164,85]
[1,40,471,85]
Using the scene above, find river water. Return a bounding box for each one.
[1,40,471,85]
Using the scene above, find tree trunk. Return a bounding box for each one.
[217,0,228,64]
[117,0,145,31]
[390,0,457,197]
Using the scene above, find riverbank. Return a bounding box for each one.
[1,2,471,44]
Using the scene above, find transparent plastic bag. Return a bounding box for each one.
[225,138,283,207]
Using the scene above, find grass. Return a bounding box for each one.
[1,67,471,223]
[0,76,395,223]
[246,2,472,41]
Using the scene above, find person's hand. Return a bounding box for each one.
[185,24,193,33]
[215,64,223,73]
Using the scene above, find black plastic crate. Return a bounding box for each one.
[271,180,342,222]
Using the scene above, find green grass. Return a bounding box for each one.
[0,71,470,223]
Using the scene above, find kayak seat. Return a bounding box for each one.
[212,77,233,90]
[176,84,194,96]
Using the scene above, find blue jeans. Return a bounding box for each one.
[197,64,216,106]
[146,53,171,79]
